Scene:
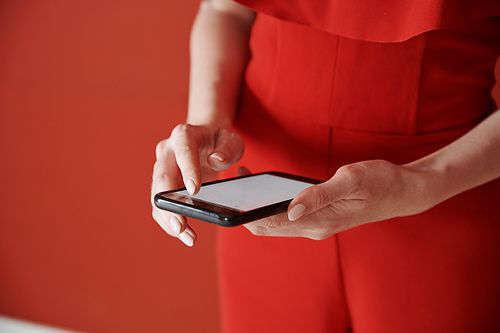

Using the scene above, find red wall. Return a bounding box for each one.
[0,1,221,332]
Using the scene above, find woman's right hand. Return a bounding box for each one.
[151,124,244,246]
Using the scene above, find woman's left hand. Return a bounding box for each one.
[244,159,435,239]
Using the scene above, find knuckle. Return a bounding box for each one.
[151,172,169,190]
[245,215,286,236]
[308,224,336,241]
[337,163,365,180]
[171,124,197,145]
[260,216,284,229]
[308,185,332,208]
[309,233,328,241]
[158,124,202,159]
[171,123,191,136]
[336,164,366,195]
[245,225,267,236]
[155,139,169,157]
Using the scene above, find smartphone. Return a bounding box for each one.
[154,172,320,227]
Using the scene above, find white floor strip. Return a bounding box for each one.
[0,316,83,333]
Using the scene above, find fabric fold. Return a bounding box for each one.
[236,0,500,42]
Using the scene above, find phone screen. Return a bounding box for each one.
[176,173,314,212]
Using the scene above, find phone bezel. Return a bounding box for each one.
[154,172,320,227]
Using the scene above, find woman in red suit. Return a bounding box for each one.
[152,0,500,331]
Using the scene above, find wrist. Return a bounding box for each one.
[186,113,234,128]
[401,158,451,215]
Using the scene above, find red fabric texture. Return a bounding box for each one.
[236,0,500,42]
[218,1,500,332]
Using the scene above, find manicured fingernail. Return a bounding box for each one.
[179,232,194,247]
[288,203,306,221]
[209,152,226,162]
[185,178,196,195]
[169,216,181,234]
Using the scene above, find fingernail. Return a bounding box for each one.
[185,178,196,195]
[179,232,194,247]
[169,216,181,234]
[209,152,226,162]
[288,203,306,221]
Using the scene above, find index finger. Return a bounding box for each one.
[168,124,205,195]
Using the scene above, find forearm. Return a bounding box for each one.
[187,0,255,127]
[406,109,500,211]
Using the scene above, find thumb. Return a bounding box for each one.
[287,176,352,221]
[207,129,244,171]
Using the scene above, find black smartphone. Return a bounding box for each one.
[154,172,320,227]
